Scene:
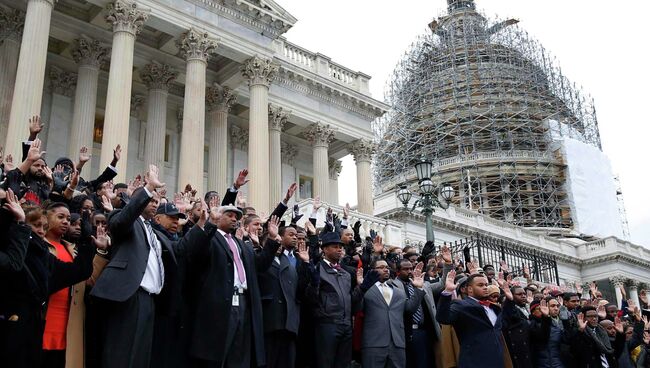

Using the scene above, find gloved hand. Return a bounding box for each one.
[52,170,68,193]
[360,270,381,292]
[421,240,435,258]
[291,204,303,225]
[353,221,362,243]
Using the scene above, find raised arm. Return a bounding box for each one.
[0,190,30,272]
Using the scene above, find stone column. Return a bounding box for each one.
[5,0,57,158]
[68,37,108,159]
[206,84,236,192]
[140,62,176,177]
[610,276,625,309]
[328,158,342,205]
[176,28,217,194]
[99,0,148,180]
[628,279,640,310]
[268,104,290,206]
[349,139,377,215]
[241,56,278,212]
[46,66,77,159]
[304,122,336,201]
[0,8,24,145]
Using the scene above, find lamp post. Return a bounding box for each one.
[397,157,454,243]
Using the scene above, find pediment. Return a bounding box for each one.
[217,0,297,37]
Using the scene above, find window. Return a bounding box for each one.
[299,175,313,199]
[93,115,104,143]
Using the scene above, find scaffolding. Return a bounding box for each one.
[374,0,602,230]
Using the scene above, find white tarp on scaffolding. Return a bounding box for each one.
[561,138,624,238]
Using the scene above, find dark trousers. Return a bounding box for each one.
[265,330,296,368]
[192,293,252,368]
[362,340,405,368]
[406,329,434,368]
[0,305,44,367]
[101,288,155,368]
[314,323,352,368]
[41,349,66,368]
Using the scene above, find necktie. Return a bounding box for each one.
[407,281,424,325]
[331,263,342,272]
[287,252,296,268]
[144,220,164,289]
[381,283,391,305]
[225,233,247,285]
[479,300,492,307]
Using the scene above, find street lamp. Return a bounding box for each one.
[397,159,454,243]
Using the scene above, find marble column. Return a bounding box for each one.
[206,83,236,193]
[268,104,290,206]
[329,158,342,205]
[99,0,148,180]
[176,28,217,194]
[46,66,77,159]
[5,0,57,158]
[68,37,108,159]
[304,122,336,201]
[0,8,24,146]
[610,276,625,309]
[241,56,278,212]
[349,139,377,215]
[140,62,176,177]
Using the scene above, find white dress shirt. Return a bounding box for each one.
[375,281,393,305]
[218,229,248,290]
[469,296,497,326]
[139,216,164,294]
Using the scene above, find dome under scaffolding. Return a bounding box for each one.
[374,0,601,230]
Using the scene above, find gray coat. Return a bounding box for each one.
[361,282,424,349]
[391,277,443,340]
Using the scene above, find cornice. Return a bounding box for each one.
[275,66,386,120]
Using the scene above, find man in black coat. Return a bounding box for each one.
[305,231,364,368]
[90,165,213,368]
[182,204,282,367]
[257,225,310,368]
[502,285,536,368]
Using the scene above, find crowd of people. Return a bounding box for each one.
[1,115,650,368]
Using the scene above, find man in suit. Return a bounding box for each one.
[305,231,364,368]
[257,225,310,368]
[90,165,213,368]
[436,270,505,368]
[360,259,425,368]
[182,204,282,367]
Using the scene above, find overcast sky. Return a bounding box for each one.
[279,0,650,246]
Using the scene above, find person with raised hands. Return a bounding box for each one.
[436,268,507,367]
[4,137,51,205]
[572,306,617,367]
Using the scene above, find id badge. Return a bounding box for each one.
[232,294,240,307]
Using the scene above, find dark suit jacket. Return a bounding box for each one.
[258,251,309,335]
[361,282,424,349]
[436,294,505,368]
[305,260,362,325]
[182,229,280,365]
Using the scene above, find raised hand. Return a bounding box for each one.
[356,268,364,285]
[235,227,245,241]
[197,199,209,228]
[28,115,44,139]
[312,196,322,212]
[577,313,587,331]
[343,202,350,219]
[499,259,509,273]
[69,169,79,190]
[467,260,480,275]
[497,271,513,300]
[208,194,220,211]
[540,299,550,317]
[575,282,583,295]
[101,195,113,212]
[4,154,14,172]
[235,191,246,208]
[441,244,452,263]
[26,138,45,162]
[614,316,624,334]
[283,182,297,204]
[3,189,25,222]
[297,240,309,262]
[91,225,110,250]
[412,262,425,288]
[144,165,165,192]
[589,281,598,296]
[372,235,384,254]
[234,169,249,189]
[267,215,281,242]
[78,146,91,164]
[523,264,530,279]
[42,165,53,184]
[304,219,316,235]
[158,186,167,199]
[444,270,458,293]
[527,289,534,304]
[597,305,606,319]
[644,331,650,345]
[247,224,259,245]
[112,144,122,164]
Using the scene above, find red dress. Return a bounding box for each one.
[42,240,73,350]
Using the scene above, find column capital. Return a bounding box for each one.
[241,56,278,87]
[349,139,377,163]
[304,122,336,148]
[71,37,109,68]
[230,127,249,150]
[140,62,177,91]
[177,28,218,63]
[281,141,298,165]
[0,7,25,43]
[627,279,640,289]
[130,93,146,115]
[268,104,291,132]
[105,0,149,36]
[609,276,626,287]
[329,158,343,180]
[206,83,236,112]
[49,66,77,97]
